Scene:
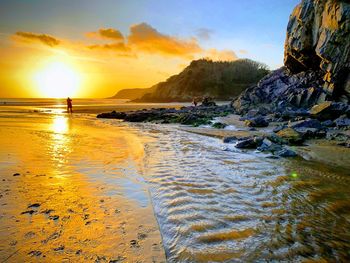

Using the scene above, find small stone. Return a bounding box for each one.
[53,245,64,251]
[223,136,237,143]
[21,210,35,215]
[49,215,59,220]
[13,173,20,176]
[28,250,42,257]
[28,203,40,209]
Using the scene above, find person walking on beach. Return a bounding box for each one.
[67,97,73,114]
[192,97,198,107]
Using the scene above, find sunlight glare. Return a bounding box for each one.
[35,61,80,98]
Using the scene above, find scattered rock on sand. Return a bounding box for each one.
[28,250,42,257]
[13,173,20,176]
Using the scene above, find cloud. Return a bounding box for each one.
[86,28,124,41]
[196,28,213,40]
[205,48,237,61]
[87,42,134,57]
[239,49,248,54]
[14,31,60,47]
[128,23,202,57]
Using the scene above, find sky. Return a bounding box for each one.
[0,0,299,98]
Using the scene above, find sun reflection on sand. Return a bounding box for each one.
[51,115,69,134]
[50,115,72,169]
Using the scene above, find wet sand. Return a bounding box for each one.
[0,113,165,262]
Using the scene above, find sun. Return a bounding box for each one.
[34,61,80,98]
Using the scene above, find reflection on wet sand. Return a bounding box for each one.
[0,114,165,262]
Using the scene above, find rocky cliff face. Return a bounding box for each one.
[233,0,350,114]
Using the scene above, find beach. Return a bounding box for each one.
[0,100,170,262]
[1,99,350,262]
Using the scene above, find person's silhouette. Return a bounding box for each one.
[67,97,73,114]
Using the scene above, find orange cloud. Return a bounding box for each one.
[239,49,248,54]
[205,48,237,61]
[86,28,124,41]
[14,31,60,47]
[128,23,202,57]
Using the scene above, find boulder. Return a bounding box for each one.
[291,119,323,130]
[244,116,269,127]
[257,138,283,153]
[310,102,349,120]
[275,148,297,158]
[334,115,350,129]
[276,127,304,145]
[235,136,264,149]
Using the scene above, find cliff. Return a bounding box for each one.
[108,87,156,100]
[233,0,350,114]
[133,59,269,102]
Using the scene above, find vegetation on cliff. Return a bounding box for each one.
[127,58,269,102]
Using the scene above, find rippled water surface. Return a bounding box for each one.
[128,123,350,262]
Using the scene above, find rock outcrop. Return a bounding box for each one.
[233,0,350,114]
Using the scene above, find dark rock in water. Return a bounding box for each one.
[223,136,238,143]
[244,116,269,127]
[275,148,297,157]
[276,128,304,145]
[310,102,349,120]
[212,122,227,129]
[97,110,126,119]
[235,136,263,149]
[13,173,20,176]
[97,105,234,127]
[334,115,350,129]
[257,138,283,153]
[322,120,335,127]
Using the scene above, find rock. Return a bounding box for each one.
[212,122,227,129]
[27,203,40,209]
[276,128,304,145]
[310,102,349,120]
[235,136,263,149]
[326,132,350,142]
[291,119,323,130]
[244,116,269,127]
[97,110,126,119]
[21,210,35,215]
[275,148,297,157]
[28,250,42,257]
[257,138,283,153]
[285,0,350,100]
[322,120,335,127]
[273,125,287,133]
[223,136,237,143]
[334,115,350,129]
[338,142,350,148]
[13,173,20,176]
[49,215,59,220]
[232,0,350,114]
[53,245,65,251]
